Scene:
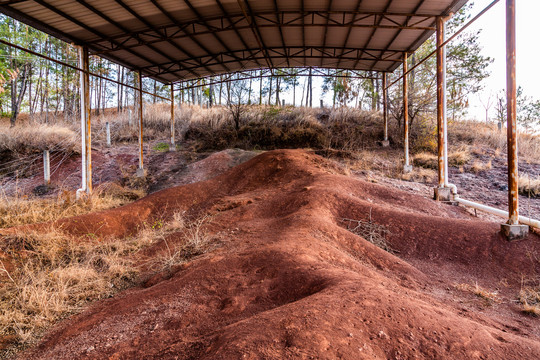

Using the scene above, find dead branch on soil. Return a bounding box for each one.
[341,210,394,253]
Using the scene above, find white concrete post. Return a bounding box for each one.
[76,45,92,198]
[43,150,50,185]
[106,121,111,147]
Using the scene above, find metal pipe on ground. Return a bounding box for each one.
[454,196,540,229]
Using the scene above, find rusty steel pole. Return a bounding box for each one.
[170,83,175,150]
[382,72,388,142]
[436,16,446,187]
[403,53,411,171]
[137,70,144,175]
[78,45,92,195]
[506,0,519,225]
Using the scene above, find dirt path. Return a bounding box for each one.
[16,149,540,359]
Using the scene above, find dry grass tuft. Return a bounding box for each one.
[448,146,472,166]
[0,211,216,355]
[518,175,540,198]
[455,282,500,304]
[157,213,215,269]
[0,228,144,350]
[0,185,145,229]
[400,167,437,183]
[470,160,492,174]
[0,124,79,155]
[413,152,438,169]
[519,282,540,316]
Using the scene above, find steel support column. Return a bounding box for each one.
[380,72,389,147]
[501,0,528,239]
[506,0,518,224]
[436,16,446,187]
[383,73,388,141]
[170,83,176,151]
[137,70,145,177]
[403,53,412,172]
[77,45,91,197]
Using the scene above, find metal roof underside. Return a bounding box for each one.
[0,0,468,84]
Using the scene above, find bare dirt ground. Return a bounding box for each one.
[3,148,539,359]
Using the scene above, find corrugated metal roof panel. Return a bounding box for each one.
[0,0,469,82]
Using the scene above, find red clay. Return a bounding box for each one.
[11,149,540,359]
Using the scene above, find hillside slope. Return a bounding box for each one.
[18,149,540,359]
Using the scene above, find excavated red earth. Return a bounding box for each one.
[17,149,540,359]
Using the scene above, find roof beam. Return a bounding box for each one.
[214,0,264,69]
[320,0,334,67]
[376,0,428,70]
[73,0,196,79]
[24,0,173,79]
[273,0,290,67]
[181,0,239,72]
[353,0,394,70]
[337,0,364,69]
[238,0,274,69]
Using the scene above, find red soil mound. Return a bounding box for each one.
[19,149,540,359]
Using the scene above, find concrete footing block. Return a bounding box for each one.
[500,223,529,241]
[378,140,390,147]
[434,187,452,202]
[403,164,413,173]
[170,143,176,152]
[136,167,147,178]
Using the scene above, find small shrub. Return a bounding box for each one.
[153,142,170,152]
[518,175,540,198]
[413,152,438,169]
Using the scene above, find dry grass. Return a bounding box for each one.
[0,124,79,155]
[157,213,215,269]
[455,282,500,305]
[400,167,437,183]
[470,160,492,174]
[0,211,215,355]
[0,185,145,229]
[518,175,540,198]
[412,146,471,171]
[449,146,472,166]
[413,152,437,169]
[519,284,540,316]
[449,121,540,164]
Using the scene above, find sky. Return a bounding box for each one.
[466,0,540,120]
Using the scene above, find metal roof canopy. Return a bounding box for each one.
[0,0,467,84]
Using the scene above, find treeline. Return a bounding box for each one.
[4,4,536,129]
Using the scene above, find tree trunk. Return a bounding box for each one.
[259,71,263,105]
[268,76,272,105]
[10,63,30,127]
[275,77,280,106]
